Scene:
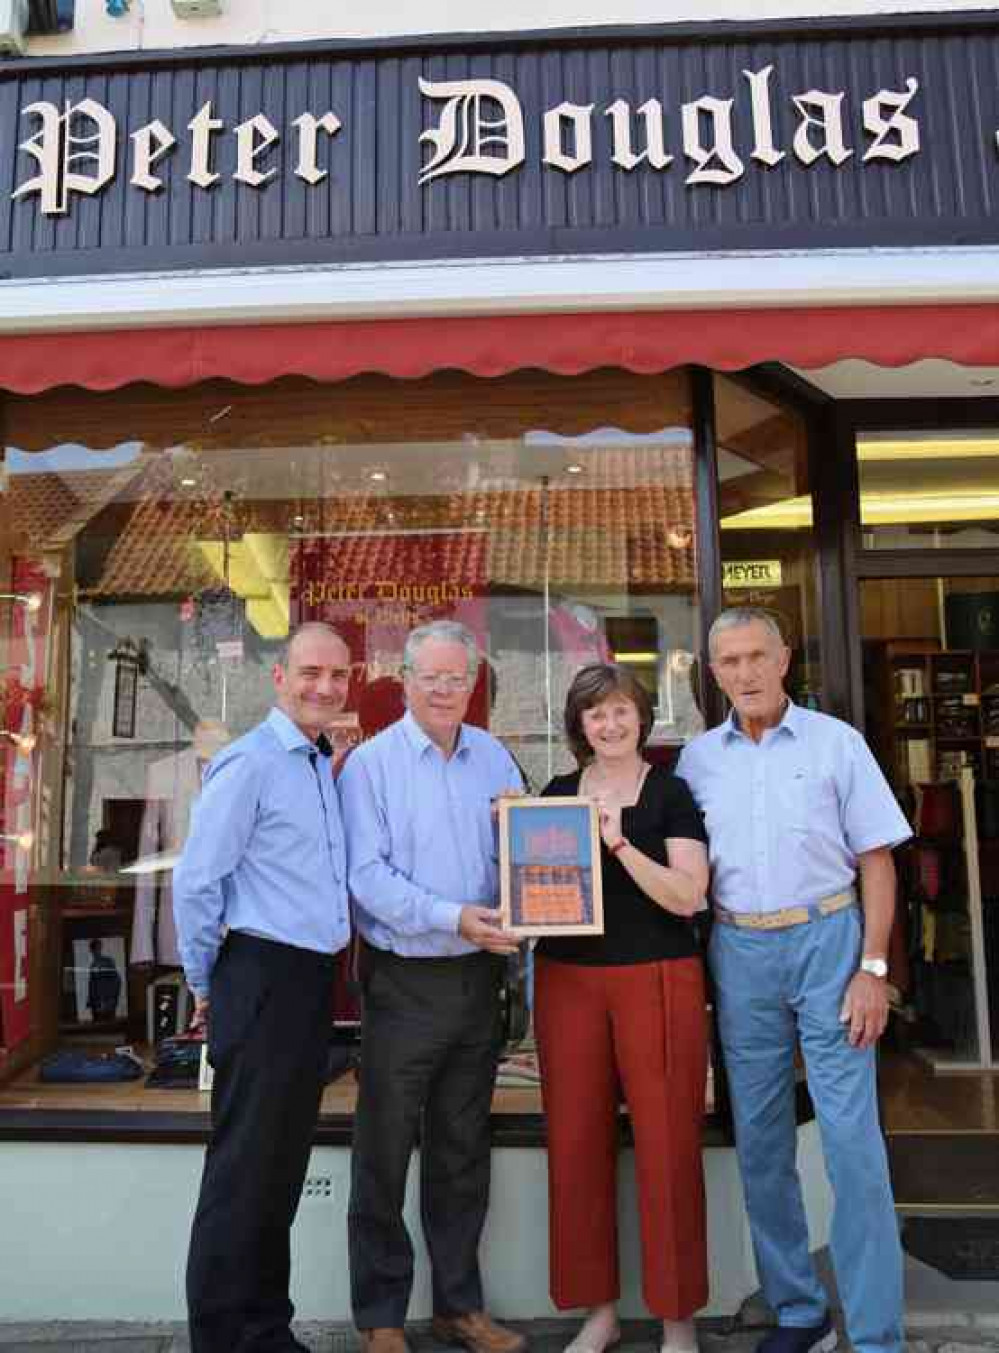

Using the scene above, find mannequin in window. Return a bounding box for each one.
[87,938,122,1023]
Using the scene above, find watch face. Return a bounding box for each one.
[862,959,888,978]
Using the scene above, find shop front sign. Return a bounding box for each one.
[12,67,927,214]
[0,15,997,274]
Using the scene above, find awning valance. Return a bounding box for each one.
[2,303,999,393]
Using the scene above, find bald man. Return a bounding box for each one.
[174,623,353,1353]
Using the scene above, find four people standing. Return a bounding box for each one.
[175,608,909,1353]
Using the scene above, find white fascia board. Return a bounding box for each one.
[0,246,998,333]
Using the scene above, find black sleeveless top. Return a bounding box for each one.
[535,763,707,967]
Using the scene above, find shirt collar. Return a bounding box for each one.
[267,706,316,755]
[721,697,800,743]
[401,709,470,759]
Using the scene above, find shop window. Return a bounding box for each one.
[858,429,999,550]
[0,366,702,1117]
[713,373,823,708]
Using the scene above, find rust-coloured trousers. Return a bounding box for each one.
[534,954,709,1319]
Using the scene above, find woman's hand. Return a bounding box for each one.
[596,800,623,849]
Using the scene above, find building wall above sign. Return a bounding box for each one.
[22,0,999,58]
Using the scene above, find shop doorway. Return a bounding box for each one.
[860,574,999,1210]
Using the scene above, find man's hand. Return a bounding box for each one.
[839,971,889,1049]
[190,995,210,1034]
[459,905,521,954]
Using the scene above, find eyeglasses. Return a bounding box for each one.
[406,671,474,693]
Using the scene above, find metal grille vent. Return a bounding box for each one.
[302,1175,335,1200]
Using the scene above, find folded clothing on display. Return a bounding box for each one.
[145,1033,203,1088]
[39,1048,145,1083]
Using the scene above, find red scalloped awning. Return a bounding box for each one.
[2,303,999,392]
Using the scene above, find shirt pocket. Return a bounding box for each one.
[786,772,840,832]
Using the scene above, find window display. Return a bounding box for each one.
[0,366,703,1119]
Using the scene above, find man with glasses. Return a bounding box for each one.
[339,619,525,1353]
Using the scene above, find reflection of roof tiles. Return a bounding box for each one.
[12,447,696,594]
[8,466,144,549]
[88,492,695,594]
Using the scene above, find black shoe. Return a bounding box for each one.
[756,1315,837,1353]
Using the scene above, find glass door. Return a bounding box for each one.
[861,575,999,1128]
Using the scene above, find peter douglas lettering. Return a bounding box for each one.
[9,64,984,218]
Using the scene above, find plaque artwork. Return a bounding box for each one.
[499,796,604,938]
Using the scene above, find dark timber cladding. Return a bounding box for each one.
[0,13,997,276]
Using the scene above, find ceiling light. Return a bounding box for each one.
[0,831,33,851]
[180,477,197,487]
[0,730,36,754]
[369,470,388,483]
[722,489,999,531]
[857,434,999,461]
[566,464,584,475]
[0,592,42,612]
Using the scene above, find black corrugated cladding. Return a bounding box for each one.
[0,12,997,277]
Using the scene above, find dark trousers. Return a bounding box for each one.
[348,945,503,1329]
[186,932,337,1353]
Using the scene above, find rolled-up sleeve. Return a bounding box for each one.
[172,751,261,997]
[339,752,463,936]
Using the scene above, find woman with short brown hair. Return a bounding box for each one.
[535,662,710,1353]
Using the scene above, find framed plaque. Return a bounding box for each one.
[498,796,604,937]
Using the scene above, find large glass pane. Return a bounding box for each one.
[714,374,824,707]
[858,429,999,550]
[0,368,702,1109]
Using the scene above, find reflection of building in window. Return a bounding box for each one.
[132,719,230,966]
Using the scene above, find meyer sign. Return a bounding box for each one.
[723,560,784,588]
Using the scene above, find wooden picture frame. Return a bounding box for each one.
[498,796,604,937]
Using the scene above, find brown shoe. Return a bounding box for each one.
[431,1312,527,1353]
[360,1329,412,1353]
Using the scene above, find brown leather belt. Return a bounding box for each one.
[714,889,855,931]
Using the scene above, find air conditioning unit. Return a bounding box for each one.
[0,0,29,55]
[170,0,222,16]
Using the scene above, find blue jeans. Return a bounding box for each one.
[710,907,903,1353]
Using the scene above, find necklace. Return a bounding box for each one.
[583,757,648,807]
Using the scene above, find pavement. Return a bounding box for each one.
[2,1254,999,1352]
[0,1317,998,1353]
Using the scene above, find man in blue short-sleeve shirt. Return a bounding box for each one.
[677,607,911,1353]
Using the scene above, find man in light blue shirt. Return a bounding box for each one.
[173,621,352,1353]
[339,619,525,1353]
[676,607,911,1353]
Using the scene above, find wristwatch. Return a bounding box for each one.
[860,957,888,979]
